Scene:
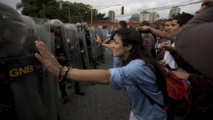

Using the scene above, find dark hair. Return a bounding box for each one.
[140,21,150,26]
[119,20,127,28]
[114,28,168,103]
[166,19,173,22]
[173,12,193,27]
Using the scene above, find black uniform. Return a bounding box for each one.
[54,36,68,103]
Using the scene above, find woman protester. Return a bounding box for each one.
[34,28,168,120]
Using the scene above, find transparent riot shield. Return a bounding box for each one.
[102,28,108,43]
[88,27,98,68]
[94,27,105,64]
[32,17,58,120]
[100,28,108,62]
[0,16,57,120]
[78,29,90,69]
[64,23,83,69]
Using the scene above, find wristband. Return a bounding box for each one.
[63,66,71,79]
[56,66,69,83]
[98,41,103,47]
[56,66,63,81]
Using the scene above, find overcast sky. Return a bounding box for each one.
[1,0,202,20]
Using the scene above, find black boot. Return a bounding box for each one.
[75,81,85,96]
[75,90,85,95]
[61,95,67,104]
[59,81,68,104]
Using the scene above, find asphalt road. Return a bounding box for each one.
[57,49,131,120]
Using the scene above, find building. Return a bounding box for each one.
[169,6,180,18]
[149,12,160,23]
[140,10,150,22]
[139,10,159,23]
[108,10,115,22]
[129,14,140,22]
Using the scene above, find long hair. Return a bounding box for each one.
[115,28,168,104]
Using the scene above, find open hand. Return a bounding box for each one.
[95,34,102,45]
[35,41,62,76]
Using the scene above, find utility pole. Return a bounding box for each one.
[68,5,71,23]
[59,1,71,23]
[90,6,93,26]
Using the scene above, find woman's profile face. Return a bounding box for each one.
[111,34,126,59]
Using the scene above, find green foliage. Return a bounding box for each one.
[16,0,108,23]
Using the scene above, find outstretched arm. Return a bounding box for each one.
[139,26,175,42]
[35,41,110,85]
[96,34,114,51]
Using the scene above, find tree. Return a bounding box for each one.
[16,0,108,23]
[16,0,66,21]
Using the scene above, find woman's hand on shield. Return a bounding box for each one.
[34,41,62,76]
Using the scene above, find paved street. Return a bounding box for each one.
[57,49,131,120]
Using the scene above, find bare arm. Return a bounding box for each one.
[96,34,113,51]
[101,43,113,51]
[103,37,111,43]
[35,41,111,85]
[67,68,110,85]
[140,26,175,42]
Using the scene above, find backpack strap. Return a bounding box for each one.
[135,85,164,108]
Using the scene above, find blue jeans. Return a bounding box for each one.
[113,57,122,68]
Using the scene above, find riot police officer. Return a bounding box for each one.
[0,3,54,120]
[50,19,69,104]
[65,23,85,96]
[0,3,28,119]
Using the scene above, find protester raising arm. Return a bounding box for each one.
[96,34,114,51]
[139,26,175,42]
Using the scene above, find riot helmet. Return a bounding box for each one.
[50,19,64,28]
[76,22,82,31]
[82,22,88,30]
[0,3,27,44]
[22,15,37,54]
[64,23,77,36]
[97,25,103,29]
[22,15,36,33]
[64,23,78,45]
[50,19,64,36]
[0,2,28,58]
